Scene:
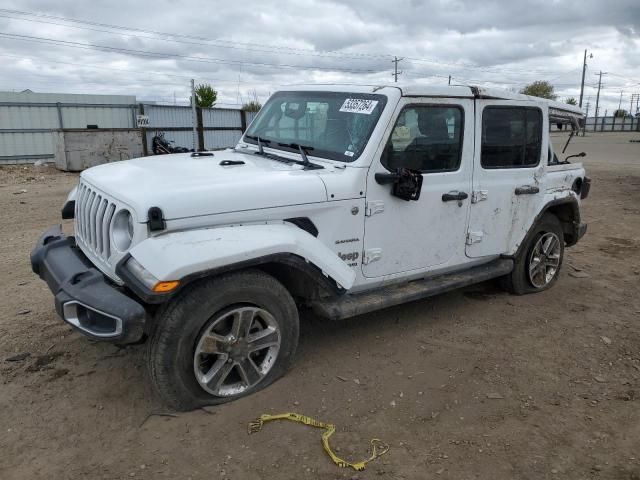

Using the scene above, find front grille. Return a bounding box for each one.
[75,181,117,264]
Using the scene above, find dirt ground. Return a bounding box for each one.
[1,132,639,480]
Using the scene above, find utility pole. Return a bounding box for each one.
[391,56,403,83]
[632,93,640,116]
[578,49,592,108]
[583,101,590,135]
[190,79,198,151]
[594,71,607,121]
[618,90,623,111]
[448,75,452,86]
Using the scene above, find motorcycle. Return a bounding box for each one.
[151,131,192,155]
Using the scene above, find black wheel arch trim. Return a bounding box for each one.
[116,252,346,305]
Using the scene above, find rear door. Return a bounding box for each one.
[466,100,547,257]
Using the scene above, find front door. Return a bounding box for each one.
[362,98,474,278]
[466,100,547,258]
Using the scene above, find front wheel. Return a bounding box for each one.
[147,270,299,411]
[502,213,565,295]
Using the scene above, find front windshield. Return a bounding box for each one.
[244,91,387,162]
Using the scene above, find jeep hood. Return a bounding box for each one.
[80,150,329,221]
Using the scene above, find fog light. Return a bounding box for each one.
[62,302,122,337]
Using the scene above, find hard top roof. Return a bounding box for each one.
[287,83,584,117]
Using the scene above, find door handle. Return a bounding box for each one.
[514,185,540,195]
[442,191,469,202]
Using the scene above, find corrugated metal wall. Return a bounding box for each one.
[143,104,249,152]
[0,92,253,164]
[585,116,640,132]
[202,108,245,150]
[0,92,138,163]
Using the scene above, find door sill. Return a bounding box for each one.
[310,258,513,320]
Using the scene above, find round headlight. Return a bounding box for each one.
[112,209,134,252]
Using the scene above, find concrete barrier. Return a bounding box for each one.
[53,129,144,172]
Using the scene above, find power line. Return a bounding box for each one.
[0,8,393,61]
[0,32,386,74]
[1,7,635,103]
[0,8,588,78]
[0,52,244,84]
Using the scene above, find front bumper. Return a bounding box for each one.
[577,222,588,241]
[30,225,146,344]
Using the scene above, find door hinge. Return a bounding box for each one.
[365,201,384,217]
[471,190,488,204]
[362,248,382,265]
[466,231,483,245]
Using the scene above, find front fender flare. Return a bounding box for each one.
[124,223,356,297]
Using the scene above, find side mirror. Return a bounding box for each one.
[375,169,423,201]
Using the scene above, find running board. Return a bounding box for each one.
[310,258,514,320]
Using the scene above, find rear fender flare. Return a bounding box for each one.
[507,196,580,259]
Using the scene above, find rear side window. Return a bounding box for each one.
[481,107,542,168]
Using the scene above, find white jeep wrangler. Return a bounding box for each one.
[32,84,590,410]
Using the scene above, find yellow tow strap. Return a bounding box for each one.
[248,412,389,471]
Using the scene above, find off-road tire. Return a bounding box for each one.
[147,269,299,411]
[502,213,565,295]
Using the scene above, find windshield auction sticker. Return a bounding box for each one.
[339,98,379,114]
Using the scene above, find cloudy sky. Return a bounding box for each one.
[0,0,639,115]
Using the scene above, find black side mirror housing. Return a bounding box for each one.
[375,169,423,201]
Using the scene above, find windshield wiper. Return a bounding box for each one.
[277,142,323,170]
[244,134,271,155]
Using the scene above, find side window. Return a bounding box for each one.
[382,105,464,173]
[481,107,542,168]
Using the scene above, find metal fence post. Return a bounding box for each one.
[139,103,148,156]
[240,109,247,132]
[56,102,64,129]
[196,107,205,151]
[190,79,198,151]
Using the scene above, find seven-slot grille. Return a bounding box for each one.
[75,182,117,264]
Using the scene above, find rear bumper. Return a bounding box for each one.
[30,225,146,344]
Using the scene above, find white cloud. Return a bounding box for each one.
[0,0,638,113]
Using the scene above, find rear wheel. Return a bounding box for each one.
[147,270,299,411]
[502,214,565,295]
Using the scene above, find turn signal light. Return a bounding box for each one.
[152,281,180,293]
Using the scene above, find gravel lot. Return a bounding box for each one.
[1,133,639,480]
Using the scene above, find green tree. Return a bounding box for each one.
[194,84,217,108]
[242,100,262,112]
[614,109,628,117]
[565,97,578,105]
[520,81,557,100]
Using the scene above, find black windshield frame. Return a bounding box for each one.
[243,91,387,163]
